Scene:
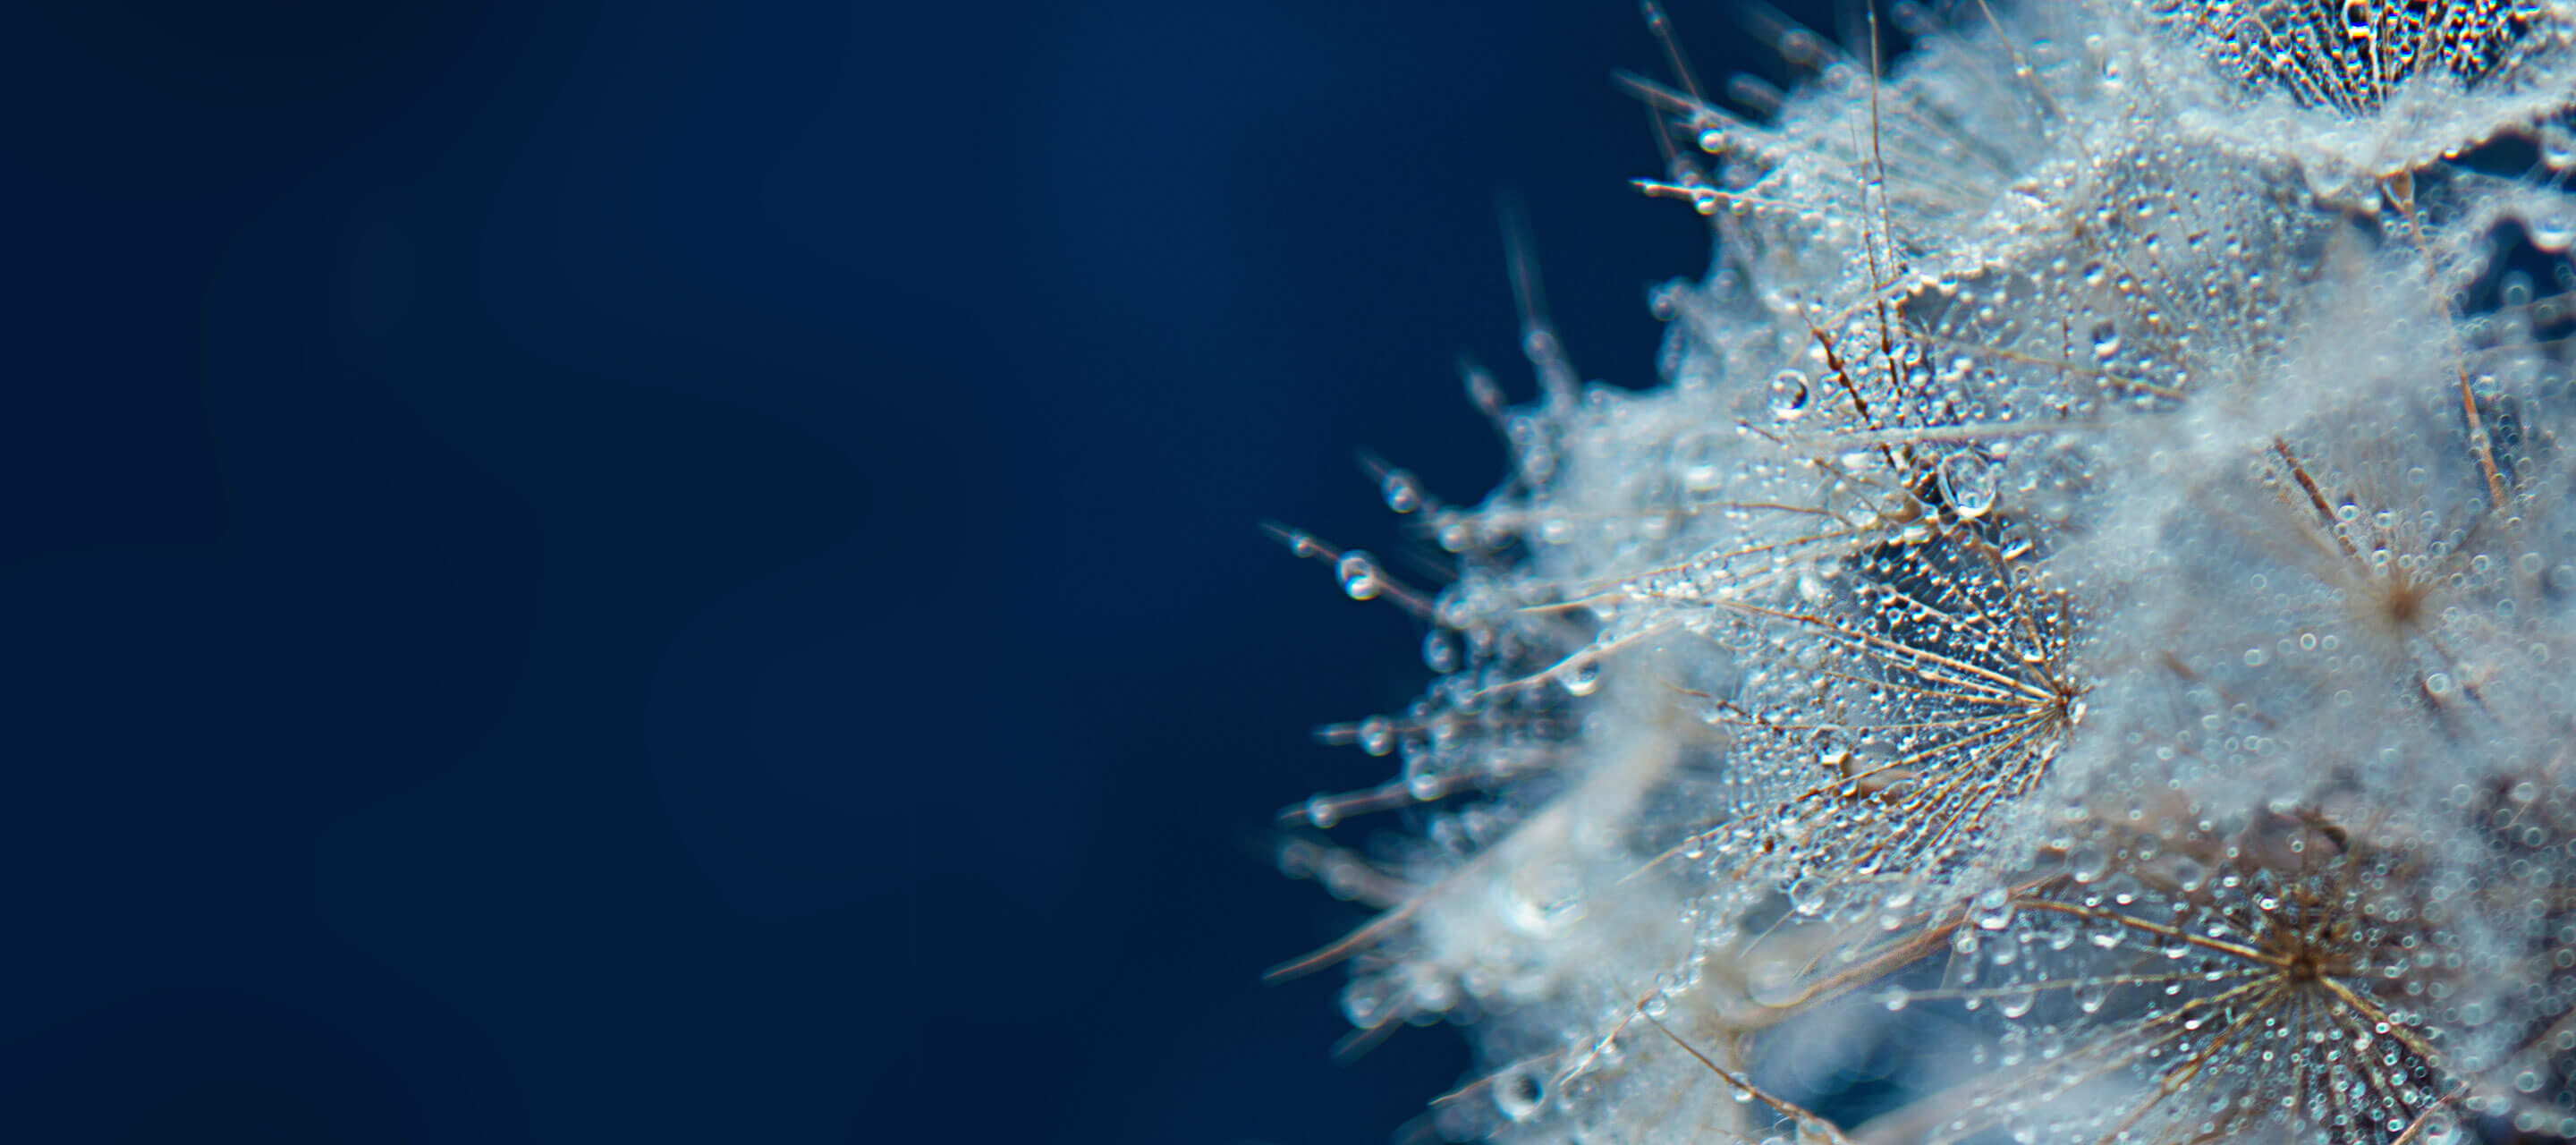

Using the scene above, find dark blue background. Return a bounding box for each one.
[0,2,1826,1141]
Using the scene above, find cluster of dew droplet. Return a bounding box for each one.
[2152,0,2561,116]
[1267,3,2576,1143]
[1883,813,2485,1145]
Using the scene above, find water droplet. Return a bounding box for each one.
[2068,846,2109,883]
[2542,123,2576,170]
[1749,959,1803,1005]
[2168,857,2207,892]
[1937,449,1999,518]
[1787,876,1827,916]
[2076,980,2110,1014]
[1303,794,1340,829]
[1998,987,2037,1019]
[1674,428,1729,492]
[1494,1067,1545,1122]
[1357,717,1394,757]
[1504,865,1586,935]
[1380,469,1423,513]
[2089,321,2121,361]
[1647,283,1681,320]
[1337,552,1382,600]
[1768,370,1810,420]
[2532,209,2576,253]
[1823,480,1881,529]
[1421,631,1458,674]
[1972,886,2016,930]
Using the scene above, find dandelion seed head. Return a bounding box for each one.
[1267,2,2576,1141]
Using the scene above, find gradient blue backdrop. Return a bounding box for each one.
[1,1,1834,1141]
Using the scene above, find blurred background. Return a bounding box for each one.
[0,1,1825,1141]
